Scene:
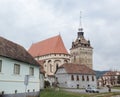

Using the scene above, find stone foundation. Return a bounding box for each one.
[0,91,40,97]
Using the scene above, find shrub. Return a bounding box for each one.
[44,80,50,88]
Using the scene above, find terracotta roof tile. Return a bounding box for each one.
[59,63,95,75]
[28,35,68,57]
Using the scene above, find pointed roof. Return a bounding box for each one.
[59,63,95,75]
[0,36,39,66]
[28,35,69,57]
[71,29,92,49]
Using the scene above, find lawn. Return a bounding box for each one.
[40,88,92,97]
[40,88,120,97]
[112,86,120,90]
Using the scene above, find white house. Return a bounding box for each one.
[0,37,40,97]
[98,71,120,87]
[55,63,97,89]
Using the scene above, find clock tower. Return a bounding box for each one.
[70,28,93,69]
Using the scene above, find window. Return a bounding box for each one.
[71,75,74,81]
[74,56,76,62]
[87,76,89,81]
[82,75,85,81]
[44,64,46,67]
[92,76,94,81]
[56,64,58,70]
[64,60,68,63]
[50,64,53,73]
[29,67,34,76]
[14,64,20,75]
[76,75,79,81]
[0,60,2,72]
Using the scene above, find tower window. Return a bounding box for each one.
[74,56,76,62]
[44,64,46,67]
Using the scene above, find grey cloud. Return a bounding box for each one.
[0,0,120,71]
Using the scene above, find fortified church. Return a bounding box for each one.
[55,27,96,88]
[28,35,70,83]
[28,18,96,87]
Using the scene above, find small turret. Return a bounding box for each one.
[78,28,84,38]
[88,40,90,45]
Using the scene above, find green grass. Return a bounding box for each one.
[40,88,92,97]
[112,86,120,90]
[40,88,120,97]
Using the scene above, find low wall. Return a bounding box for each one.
[0,91,40,97]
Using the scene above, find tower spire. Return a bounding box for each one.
[78,11,83,32]
[79,11,82,28]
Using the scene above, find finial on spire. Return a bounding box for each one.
[78,11,83,32]
[79,11,82,28]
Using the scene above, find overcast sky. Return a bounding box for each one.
[0,0,120,71]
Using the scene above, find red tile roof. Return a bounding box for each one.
[59,63,95,75]
[28,35,69,57]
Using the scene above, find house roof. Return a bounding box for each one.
[59,63,95,75]
[0,36,39,66]
[28,35,69,57]
[103,71,120,76]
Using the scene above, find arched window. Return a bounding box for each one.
[44,64,46,67]
[64,60,68,63]
[56,64,59,70]
[48,60,52,73]
[82,75,85,81]
[71,75,74,81]
[54,60,61,69]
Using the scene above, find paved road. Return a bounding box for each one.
[63,87,120,94]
